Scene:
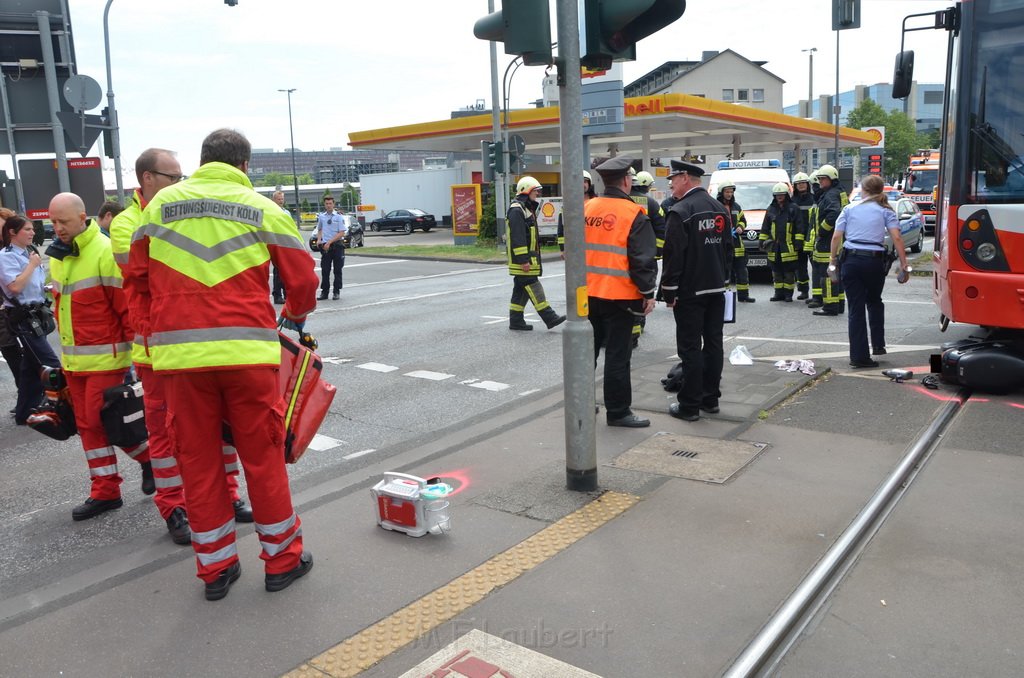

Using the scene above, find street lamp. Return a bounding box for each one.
[103,0,124,204]
[802,47,817,118]
[278,88,300,223]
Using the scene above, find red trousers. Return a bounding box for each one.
[66,371,151,501]
[137,366,242,519]
[164,367,303,583]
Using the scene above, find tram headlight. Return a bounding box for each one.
[976,242,997,262]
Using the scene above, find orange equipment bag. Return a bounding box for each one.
[278,332,336,463]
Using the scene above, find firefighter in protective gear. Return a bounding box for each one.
[716,180,755,303]
[47,192,154,522]
[791,172,815,300]
[507,176,565,331]
[111,148,253,546]
[586,156,658,428]
[759,183,804,302]
[557,170,596,253]
[130,129,320,601]
[809,164,849,315]
[628,168,666,346]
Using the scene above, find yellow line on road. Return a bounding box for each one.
[283,491,639,678]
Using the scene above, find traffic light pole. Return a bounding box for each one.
[487,0,507,249]
[556,0,597,492]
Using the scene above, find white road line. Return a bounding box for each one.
[461,380,510,392]
[761,345,936,361]
[343,259,406,268]
[342,448,377,460]
[321,357,353,365]
[306,434,345,452]
[312,282,507,315]
[731,335,857,347]
[518,388,542,396]
[340,267,499,288]
[357,362,400,373]
[404,370,455,381]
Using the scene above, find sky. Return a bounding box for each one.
[6,0,953,180]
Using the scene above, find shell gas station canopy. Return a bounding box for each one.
[349,92,879,167]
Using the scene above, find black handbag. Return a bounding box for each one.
[100,381,149,448]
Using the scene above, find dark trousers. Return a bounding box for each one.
[769,259,797,297]
[841,254,887,363]
[320,244,345,294]
[811,260,845,312]
[271,266,285,299]
[589,298,637,419]
[673,293,726,414]
[796,252,811,293]
[509,275,555,318]
[11,325,61,423]
[731,254,751,298]
[2,343,22,387]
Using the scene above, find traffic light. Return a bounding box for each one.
[581,0,686,70]
[100,107,114,159]
[474,0,552,66]
[481,140,504,182]
[507,134,526,174]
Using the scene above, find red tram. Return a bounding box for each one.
[895,0,1024,391]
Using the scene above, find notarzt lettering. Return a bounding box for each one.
[162,199,264,229]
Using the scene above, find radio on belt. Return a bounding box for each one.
[371,472,452,537]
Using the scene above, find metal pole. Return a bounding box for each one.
[488,0,506,249]
[279,88,300,225]
[102,0,124,204]
[833,29,840,165]
[0,72,27,214]
[36,11,69,193]
[556,0,596,491]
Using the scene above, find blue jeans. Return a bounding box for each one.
[9,319,62,423]
[841,254,887,363]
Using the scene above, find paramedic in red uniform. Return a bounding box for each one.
[111,147,253,546]
[47,192,154,521]
[129,129,319,601]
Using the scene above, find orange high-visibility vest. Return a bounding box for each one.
[584,197,644,300]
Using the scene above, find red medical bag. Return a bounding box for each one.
[278,332,336,463]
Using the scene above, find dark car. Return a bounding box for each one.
[370,209,436,234]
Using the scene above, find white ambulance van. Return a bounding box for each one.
[707,159,792,270]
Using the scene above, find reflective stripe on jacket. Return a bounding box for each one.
[584,193,647,300]
[812,185,850,262]
[109,189,151,366]
[130,162,319,372]
[506,195,541,277]
[759,198,804,263]
[51,221,133,374]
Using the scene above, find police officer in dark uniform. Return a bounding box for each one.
[659,160,734,422]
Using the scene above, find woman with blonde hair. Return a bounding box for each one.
[829,174,910,368]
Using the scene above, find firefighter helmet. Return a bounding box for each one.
[516,176,542,194]
[792,172,810,184]
[583,170,592,182]
[635,171,655,187]
[772,182,790,195]
[815,164,839,180]
[718,180,736,191]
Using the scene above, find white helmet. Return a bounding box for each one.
[772,182,790,195]
[792,172,810,184]
[516,176,542,194]
[815,164,839,181]
[635,170,655,187]
[718,180,736,191]
[583,170,592,182]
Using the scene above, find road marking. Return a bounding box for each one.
[482,314,540,325]
[341,267,499,289]
[321,357,353,365]
[342,259,405,268]
[357,362,399,373]
[306,434,345,452]
[460,379,511,392]
[404,370,454,381]
[761,345,936,361]
[342,448,377,460]
[518,388,542,396]
[311,282,508,315]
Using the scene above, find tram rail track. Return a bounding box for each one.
[722,386,972,677]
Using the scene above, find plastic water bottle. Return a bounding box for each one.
[827,264,839,283]
[896,264,913,284]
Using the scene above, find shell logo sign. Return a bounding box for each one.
[541,202,557,218]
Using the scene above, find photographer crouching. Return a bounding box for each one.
[0,213,62,425]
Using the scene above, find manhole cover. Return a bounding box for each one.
[607,432,768,483]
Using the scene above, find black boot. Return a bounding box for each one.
[540,309,566,329]
[769,292,785,301]
[141,461,156,495]
[796,288,809,300]
[738,292,756,303]
[509,311,533,331]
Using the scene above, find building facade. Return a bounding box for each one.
[784,82,944,134]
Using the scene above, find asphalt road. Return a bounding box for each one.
[0,236,947,608]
